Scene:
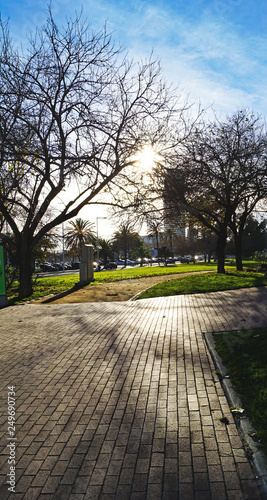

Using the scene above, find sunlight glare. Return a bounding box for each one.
[135,144,160,172]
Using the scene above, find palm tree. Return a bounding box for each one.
[113,223,141,266]
[65,218,96,259]
[98,238,113,266]
[158,245,171,265]
[147,218,164,258]
[135,244,151,266]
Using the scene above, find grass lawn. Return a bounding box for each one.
[136,271,267,299]
[7,263,217,302]
[7,262,264,303]
[93,263,217,282]
[214,328,267,456]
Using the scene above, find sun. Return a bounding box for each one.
[135,144,161,172]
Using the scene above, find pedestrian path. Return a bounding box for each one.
[0,287,267,499]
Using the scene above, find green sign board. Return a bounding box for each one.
[0,246,6,296]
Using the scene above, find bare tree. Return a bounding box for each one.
[161,110,267,273]
[0,8,176,298]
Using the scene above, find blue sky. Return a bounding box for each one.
[1,0,267,236]
[1,0,267,117]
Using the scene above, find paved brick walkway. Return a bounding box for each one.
[1,287,267,499]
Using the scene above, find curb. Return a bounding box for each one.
[204,331,267,499]
[128,285,153,301]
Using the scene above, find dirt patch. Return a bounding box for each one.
[37,271,212,304]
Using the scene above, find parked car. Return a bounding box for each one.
[39,262,56,272]
[71,262,80,269]
[178,257,194,264]
[63,263,72,270]
[166,258,176,264]
[127,259,137,266]
[54,263,64,271]
[104,262,117,269]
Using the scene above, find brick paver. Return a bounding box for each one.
[1,286,267,499]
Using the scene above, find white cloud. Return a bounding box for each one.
[3,0,267,117]
[119,8,267,116]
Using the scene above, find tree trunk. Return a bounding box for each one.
[124,242,127,267]
[230,222,245,271]
[229,213,246,272]
[234,233,243,271]
[18,238,34,299]
[216,227,227,274]
[156,233,159,261]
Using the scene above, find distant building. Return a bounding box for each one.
[164,218,186,239]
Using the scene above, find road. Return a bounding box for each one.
[37,262,171,279]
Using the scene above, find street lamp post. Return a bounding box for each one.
[62,222,65,271]
[96,217,107,265]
